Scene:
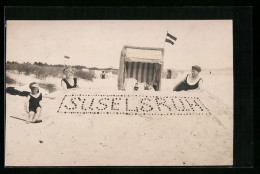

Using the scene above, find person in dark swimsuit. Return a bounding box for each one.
[101,71,106,79]
[25,82,43,123]
[173,65,203,91]
[153,81,159,91]
[29,92,42,113]
[61,67,79,90]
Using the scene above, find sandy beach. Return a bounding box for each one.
[5,71,233,166]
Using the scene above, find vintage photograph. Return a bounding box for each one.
[5,20,233,166]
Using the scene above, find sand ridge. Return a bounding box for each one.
[5,72,233,166]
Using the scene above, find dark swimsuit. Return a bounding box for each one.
[174,74,202,91]
[29,93,42,113]
[61,78,78,89]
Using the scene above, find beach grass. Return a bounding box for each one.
[74,69,95,81]
[6,75,16,84]
[6,62,95,81]
[38,82,56,93]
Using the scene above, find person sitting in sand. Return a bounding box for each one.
[25,82,43,124]
[152,81,159,91]
[134,82,139,91]
[24,82,55,124]
[144,83,155,91]
[173,65,203,91]
[61,67,79,90]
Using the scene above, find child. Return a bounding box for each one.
[153,81,159,91]
[144,83,155,91]
[25,82,43,124]
[144,83,150,90]
[134,83,139,91]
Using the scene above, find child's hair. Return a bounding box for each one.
[29,82,40,92]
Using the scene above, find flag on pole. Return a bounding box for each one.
[165,32,177,45]
[167,32,177,41]
[165,39,174,45]
[64,56,71,67]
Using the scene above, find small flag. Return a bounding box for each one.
[167,32,177,41]
[165,32,177,45]
[165,38,174,45]
[64,56,70,59]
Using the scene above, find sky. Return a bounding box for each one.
[6,20,233,70]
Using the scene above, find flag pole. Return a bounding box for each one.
[64,56,70,68]
[163,30,167,49]
[64,56,67,68]
[64,56,66,67]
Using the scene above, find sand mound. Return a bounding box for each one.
[5,72,233,166]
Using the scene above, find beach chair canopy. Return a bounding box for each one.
[124,46,164,64]
[118,46,164,91]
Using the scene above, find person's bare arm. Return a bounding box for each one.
[43,94,55,99]
[197,79,203,90]
[25,96,30,113]
[61,80,68,90]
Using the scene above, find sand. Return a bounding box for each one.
[5,71,233,166]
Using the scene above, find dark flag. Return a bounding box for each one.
[165,38,174,45]
[165,32,177,45]
[64,56,70,59]
[167,32,177,41]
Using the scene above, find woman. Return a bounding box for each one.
[61,67,79,90]
[173,65,203,91]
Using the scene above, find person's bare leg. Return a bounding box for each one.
[27,111,34,124]
[32,107,42,122]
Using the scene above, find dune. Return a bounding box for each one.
[5,71,233,166]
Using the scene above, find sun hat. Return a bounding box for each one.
[192,65,202,73]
